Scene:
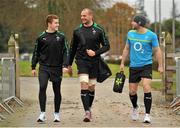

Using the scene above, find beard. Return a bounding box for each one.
[132,25,140,30]
[82,20,91,25]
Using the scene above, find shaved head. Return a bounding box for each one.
[81,8,94,26]
[82,8,93,16]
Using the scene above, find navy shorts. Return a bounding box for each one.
[39,65,62,82]
[75,59,99,78]
[129,64,152,83]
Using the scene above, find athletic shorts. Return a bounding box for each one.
[39,65,62,82]
[75,59,99,78]
[129,64,152,83]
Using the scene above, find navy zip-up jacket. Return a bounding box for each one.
[31,31,69,70]
[69,23,110,65]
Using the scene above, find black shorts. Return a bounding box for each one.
[75,59,99,78]
[129,64,152,83]
[39,65,62,82]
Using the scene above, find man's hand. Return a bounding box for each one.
[63,68,69,73]
[63,67,72,77]
[86,49,96,57]
[31,69,36,77]
[120,63,125,72]
[158,66,163,74]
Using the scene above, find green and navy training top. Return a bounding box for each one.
[69,23,110,65]
[31,31,69,70]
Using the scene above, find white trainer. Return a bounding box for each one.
[131,107,139,121]
[54,112,60,122]
[144,113,151,123]
[37,112,46,122]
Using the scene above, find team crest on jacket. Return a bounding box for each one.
[56,36,60,41]
[92,28,96,35]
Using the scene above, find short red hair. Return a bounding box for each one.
[46,14,59,26]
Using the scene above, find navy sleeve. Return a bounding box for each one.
[95,29,110,56]
[62,36,69,67]
[31,38,40,70]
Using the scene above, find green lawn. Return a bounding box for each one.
[19,61,161,79]
[148,81,176,92]
[20,61,33,76]
[5,61,175,91]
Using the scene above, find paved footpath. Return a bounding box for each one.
[0,77,179,127]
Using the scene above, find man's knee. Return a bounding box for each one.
[129,88,137,95]
[143,84,151,93]
[129,83,138,95]
[129,90,137,95]
[89,84,95,91]
[81,82,89,90]
[142,78,151,92]
[88,79,96,91]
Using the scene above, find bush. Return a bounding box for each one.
[107,59,159,71]
[106,59,130,66]
[152,61,158,71]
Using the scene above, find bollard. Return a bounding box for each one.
[8,34,15,57]
[176,58,180,97]
[14,34,20,99]
[160,32,175,102]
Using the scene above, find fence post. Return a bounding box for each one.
[8,34,15,57]
[176,58,180,97]
[160,32,166,95]
[14,34,20,99]
[7,34,20,99]
[164,33,175,101]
